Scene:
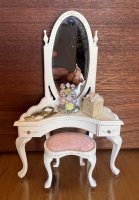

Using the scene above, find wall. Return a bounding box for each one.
[0,0,139,151]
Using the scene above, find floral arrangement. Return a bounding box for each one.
[58,83,79,113]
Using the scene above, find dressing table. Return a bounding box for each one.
[14,11,123,179]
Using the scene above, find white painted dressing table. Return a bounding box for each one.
[14,11,123,179]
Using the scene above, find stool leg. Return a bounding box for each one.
[44,153,53,188]
[53,158,60,167]
[79,157,85,166]
[88,153,97,187]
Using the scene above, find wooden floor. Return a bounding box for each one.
[0,150,139,200]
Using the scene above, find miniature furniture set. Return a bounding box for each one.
[14,11,124,188]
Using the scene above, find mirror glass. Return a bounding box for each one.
[52,16,89,95]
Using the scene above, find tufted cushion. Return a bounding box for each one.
[46,132,96,152]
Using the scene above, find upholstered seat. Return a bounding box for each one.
[44,132,97,188]
[46,132,95,152]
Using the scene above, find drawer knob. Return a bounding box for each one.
[27,131,31,134]
[107,130,111,134]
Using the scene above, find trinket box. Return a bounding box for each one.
[82,92,104,117]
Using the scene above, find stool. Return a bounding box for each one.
[44,132,97,188]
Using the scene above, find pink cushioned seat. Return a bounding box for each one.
[46,132,95,152]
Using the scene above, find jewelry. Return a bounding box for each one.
[24,106,56,121]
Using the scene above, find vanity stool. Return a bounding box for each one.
[44,132,97,188]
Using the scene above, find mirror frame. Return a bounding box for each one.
[43,11,98,106]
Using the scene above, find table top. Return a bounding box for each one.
[14,106,124,127]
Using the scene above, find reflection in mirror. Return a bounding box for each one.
[52,16,89,95]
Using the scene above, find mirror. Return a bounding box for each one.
[52,16,89,95]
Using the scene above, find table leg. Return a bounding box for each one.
[44,153,53,188]
[16,137,32,178]
[107,136,122,175]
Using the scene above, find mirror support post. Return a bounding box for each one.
[94,30,98,46]
[43,30,53,100]
[90,31,98,93]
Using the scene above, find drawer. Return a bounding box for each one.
[18,126,41,137]
[97,125,120,137]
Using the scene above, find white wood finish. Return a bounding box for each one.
[80,157,85,166]
[44,139,97,188]
[97,125,121,137]
[14,11,124,181]
[15,137,32,178]
[107,135,122,175]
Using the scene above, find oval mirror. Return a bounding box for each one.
[52,16,89,96]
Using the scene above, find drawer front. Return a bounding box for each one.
[18,126,41,137]
[98,125,120,137]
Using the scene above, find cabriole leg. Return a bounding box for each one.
[107,136,122,175]
[88,154,97,187]
[44,153,53,188]
[15,137,32,178]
